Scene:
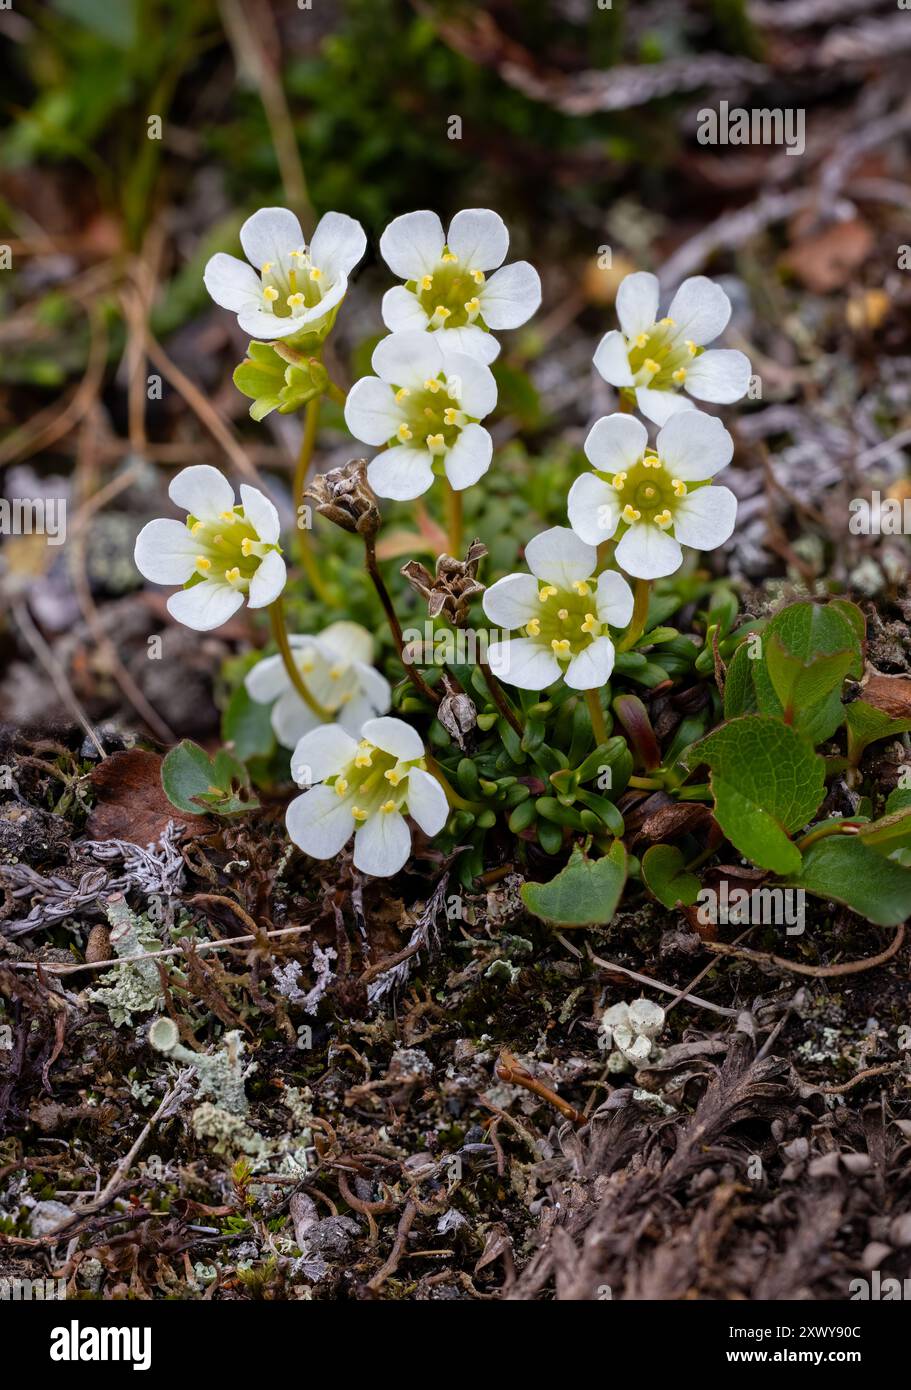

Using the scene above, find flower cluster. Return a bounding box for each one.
[134,204,751,878]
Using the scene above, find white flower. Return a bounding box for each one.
[600,998,665,1066]
[134,465,286,631]
[286,717,448,877]
[344,331,497,501]
[481,526,633,692]
[379,208,541,364]
[245,620,390,748]
[203,206,366,342]
[567,411,737,580]
[593,271,751,425]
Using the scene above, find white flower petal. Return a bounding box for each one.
[440,351,497,418]
[133,518,199,585]
[286,784,355,860]
[247,550,286,608]
[615,271,660,340]
[567,474,621,545]
[203,253,262,312]
[272,690,320,749]
[239,484,281,544]
[486,637,561,691]
[319,621,374,667]
[615,522,683,580]
[596,571,635,628]
[685,349,752,404]
[350,660,391,714]
[436,323,500,363]
[379,210,445,280]
[446,208,509,270]
[482,573,540,630]
[344,377,403,446]
[236,305,309,341]
[168,465,235,521]
[367,446,434,501]
[245,651,291,703]
[381,285,430,332]
[478,261,541,329]
[406,767,449,837]
[361,716,424,762]
[656,410,734,481]
[290,275,348,327]
[239,207,305,272]
[583,413,648,475]
[667,276,731,344]
[290,724,359,785]
[444,424,492,490]
[565,636,615,691]
[309,210,366,281]
[634,386,695,426]
[525,526,596,589]
[593,330,634,387]
[371,329,442,388]
[353,809,411,877]
[672,485,737,552]
[167,581,244,632]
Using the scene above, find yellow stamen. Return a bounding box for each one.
[433,305,451,321]
[261,262,274,274]
[672,367,687,384]
[354,751,372,768]
[525,617,541,637]
[426,433,446,454]
[424,378,441,393]
[195,556,211,571]
[538,585,558,602]
[644,358,661,376]
[464,297,480,316]
[397,423,413,442]
[420,274,434,290]
[352,806,368,822]
[672,478,687,497]
[225,566,241,584]
[335,778,349,798]
[443,407,461,426]
[309,267,322,281]
[241,538,253,557]
[643,455,661,469]
[395,387,411,403]
[381,799,397,814]
[287,292,305,309]
[263,286,279,303]
[572,580,591,596]
[660,316,675,327]
[385,768,403,786]
[190,521,204,535]
[581,613,598,634]
[329,665,343,680]
[220,510,237,523]
[611,472,627,490]
[621,505,641,524]
[654,509,673,529]
[471,269,485,285]
[551,639,571,656]
[686,339,698,357]
[635,332,649,349]
[441,252,458,264]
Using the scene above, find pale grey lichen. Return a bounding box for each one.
[87,896,164,1026]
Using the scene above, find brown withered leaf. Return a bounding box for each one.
[780,217,874,293]
[859,671,911,719]
[86,749,209,846]
[640,802,716,843]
